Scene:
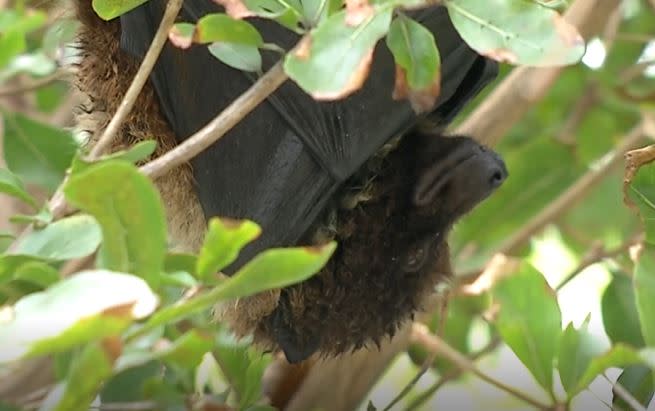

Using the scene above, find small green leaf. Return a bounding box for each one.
[445,0,585,67]
[10,214,101,261]
[164,253,197,276]
[158,330,214,369]
[195,14,263,45]
[492,263,561,391]
[3,113,78,193]
[558,317,604,397]
[214,330,271,408]
[64,161,167,287]
[634,245,655,347]
[208,42,262,72]
[13,261,60,288]
[0,168,37,208]
[627,161,655,244]
[219,242,336,300]
[196,218,261,280]
[602,272,645,347]
[284,7,392,99]
[92,0,148,20]
[71,140,158,175]
[613,365,654,411]
[573,344,646,394]
[0,254,43,284]
[386,15,440,90]
[47,343,114,411]
[0,270,158,363]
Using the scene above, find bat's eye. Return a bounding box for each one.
[401,240,431,273]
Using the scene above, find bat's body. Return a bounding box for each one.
[74,0,505,364]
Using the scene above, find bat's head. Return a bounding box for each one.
[414,135,506,221]
[395,134,507,274]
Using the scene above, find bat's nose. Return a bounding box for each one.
[480,148,507,190]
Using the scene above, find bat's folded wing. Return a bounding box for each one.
[119,0,498,272]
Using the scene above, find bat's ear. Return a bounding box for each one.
[269,301,321,364]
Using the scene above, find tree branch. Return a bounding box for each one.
[497,121,646,255]
[88,0,184,158]
[409,323,553,411]
[139,62,288,180]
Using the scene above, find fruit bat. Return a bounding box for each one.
[75,0,505,363]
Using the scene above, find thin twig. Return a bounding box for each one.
[555,233,643,291]
[139,61,288,179]
[88,0,184,158]
[410,323,553,410]
[603,373,648,411]
[402,336,502,411]
[0,70,71,97]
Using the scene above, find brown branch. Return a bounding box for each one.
[139,62,288,180]
[497,121,646,255]
[555,233,643,291]
[88,0,183,158]
[410,323,553,410]
[403,336,502,411]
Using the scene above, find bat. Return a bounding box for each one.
[74,0,504,363]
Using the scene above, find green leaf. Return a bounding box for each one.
[0,270,158,363]
[444,0,585,67]
[558,317,604,397]
[601,272,645,347]
[164,253,197,276]
[492,263,561,391]
[196,218,261,280]
[71,140,158,175]
[214,330,271,408]
[573,344,647,394]
[208,42,262,72]
[613,365,654,411]
[3,113,78,193]
[101,361,161,403]
[46,343,114,411]
[284,7,392,99]
[0,254,43,284]
[0,168,37,208]
[625,160,655,346]
[13,261,60,288]
[195,14,263,45]
[386,15,440,90]
[634,245,655,347]
[627,161,655,244]
[129,242,336,338]
[10,214,102,261]
[243,0,301,30]
[92,0,148,20]
[63,161,167,287]
[157,330,214,369]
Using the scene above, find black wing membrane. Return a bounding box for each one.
[119,0,498,272]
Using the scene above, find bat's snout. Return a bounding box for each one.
[413,138,507,210]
